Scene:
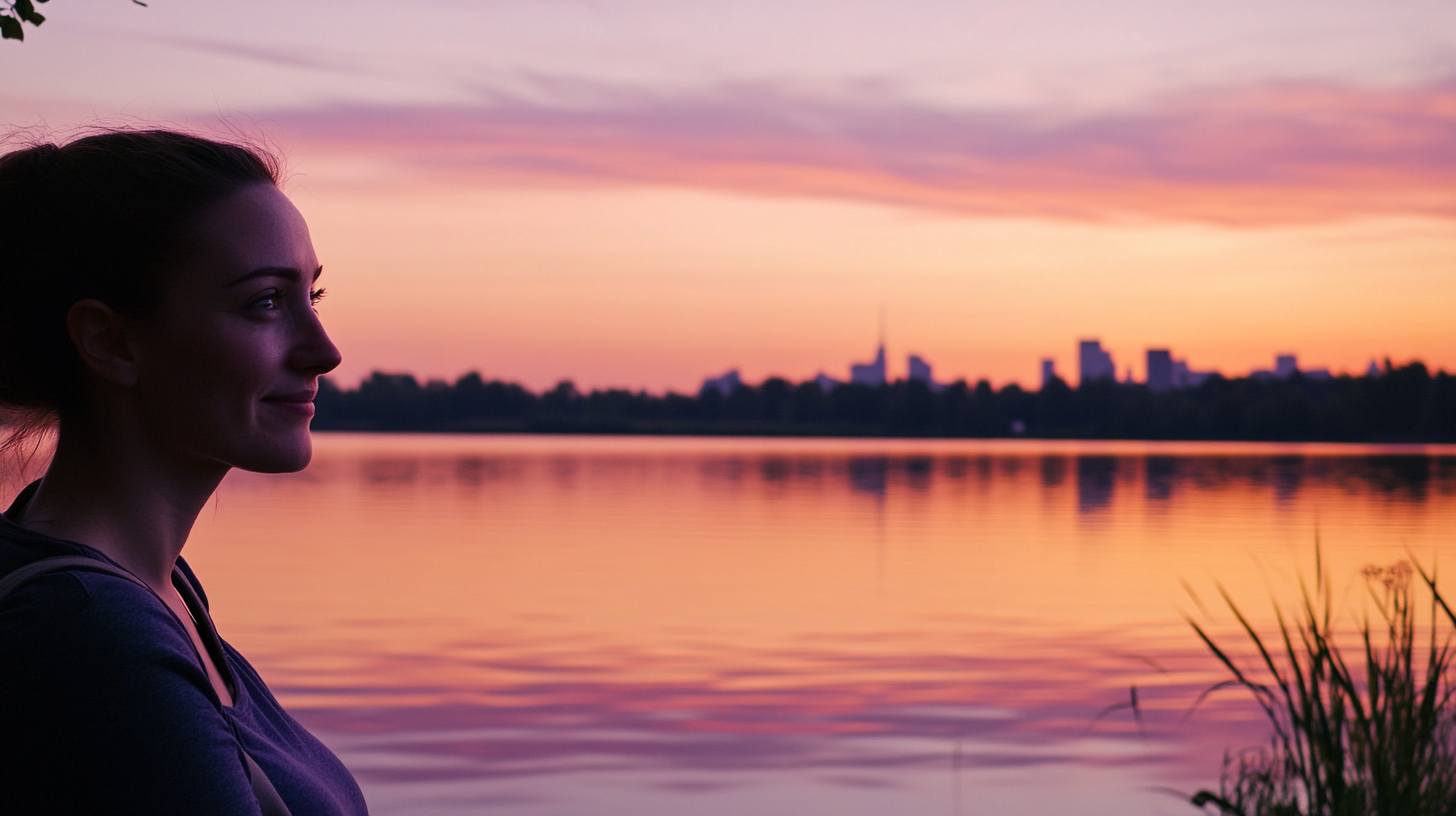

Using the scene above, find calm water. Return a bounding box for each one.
[141,436,1456,814]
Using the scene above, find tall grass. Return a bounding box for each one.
[1189,552,1456,816]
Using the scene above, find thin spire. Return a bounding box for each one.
[876,305,887,371]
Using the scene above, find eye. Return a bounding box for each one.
[248,289,282,311]
[310,287,328,306]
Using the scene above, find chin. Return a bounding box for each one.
[233,433,314,474]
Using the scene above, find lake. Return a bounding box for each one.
[172,435,1456,815]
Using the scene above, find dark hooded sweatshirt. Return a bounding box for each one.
[0,482,368,815]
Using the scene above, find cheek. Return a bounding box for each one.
[144,320,280,420]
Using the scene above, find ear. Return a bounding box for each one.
[66,299,142,388]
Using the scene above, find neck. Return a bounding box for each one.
[19,414,228,591]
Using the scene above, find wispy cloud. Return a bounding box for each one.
[273,77,1456,224]
[147,34,363,75]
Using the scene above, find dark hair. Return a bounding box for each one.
[0,129,279,421]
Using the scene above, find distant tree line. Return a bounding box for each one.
[313,362,1456,442]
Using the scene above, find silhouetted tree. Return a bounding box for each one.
[788,381,828,423]
[759,378,793,422]
[311,362,1456,442]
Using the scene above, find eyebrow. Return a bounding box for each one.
[224,265,324,288]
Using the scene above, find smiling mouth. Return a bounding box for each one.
[262,391,317,417]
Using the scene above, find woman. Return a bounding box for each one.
[0,130,368,815]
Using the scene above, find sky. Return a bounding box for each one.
[3,0,1455,390]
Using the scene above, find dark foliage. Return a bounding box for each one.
[314,363,1456,441]
[2,0,146,42]
[1190,556,1456,816]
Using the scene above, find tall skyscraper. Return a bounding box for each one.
[1041,358,1058,389]
[1078,340,1116,385]
[1146,349,1173,392]
[851,315,888,386]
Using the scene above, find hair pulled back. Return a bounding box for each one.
[0,129,279,420]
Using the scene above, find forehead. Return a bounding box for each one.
[183,184,317,282]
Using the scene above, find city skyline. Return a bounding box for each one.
[335,332,1422,395]
[686,334,1390,398]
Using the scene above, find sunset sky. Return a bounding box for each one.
[4,0,1454,390]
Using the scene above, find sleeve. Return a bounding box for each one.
[0,572,262,816]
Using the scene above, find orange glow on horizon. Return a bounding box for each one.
[293,182,1456,392]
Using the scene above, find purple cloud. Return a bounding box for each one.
[271,76,1456,224]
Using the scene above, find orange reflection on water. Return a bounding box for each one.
[176,435,1456,815]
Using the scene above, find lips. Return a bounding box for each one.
[261,389,317,417]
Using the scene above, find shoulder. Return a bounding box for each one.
[0,564,182,645]
[0,510,193,662]
[0,566,203,709]
[0,566,258,813]
[0,514,205,695]
[0,534,203,704]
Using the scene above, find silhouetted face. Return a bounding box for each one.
[132,183,341,473]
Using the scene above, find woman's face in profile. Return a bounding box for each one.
[131,183,342,474]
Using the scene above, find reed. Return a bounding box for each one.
[1189,552,1456,816]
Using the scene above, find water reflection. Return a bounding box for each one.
[323,446,1456,513]
[1363,455,1434,500]
[847,457,889,497]
[1076,457,1119,513]
[1145,456,1176,502]
[362,458,419,485]
[288,636,1228,785]
[169,436,1456,816]
[1040,455,1068,489]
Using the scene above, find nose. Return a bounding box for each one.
[289,304,342,376]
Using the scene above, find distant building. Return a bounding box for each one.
[1252,354,1320,381]
[850,344,887,386]
[1172,359,1215,389]
[908,355,942,389]
[906,354,947,392]
[908,354,932,383]
[1146,349,1173,393]
[700,369,742,397]
[1367,359,1383,378]
[1040,358,1058,389]
[1079,340,1115,385]
[814,372,841,393]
